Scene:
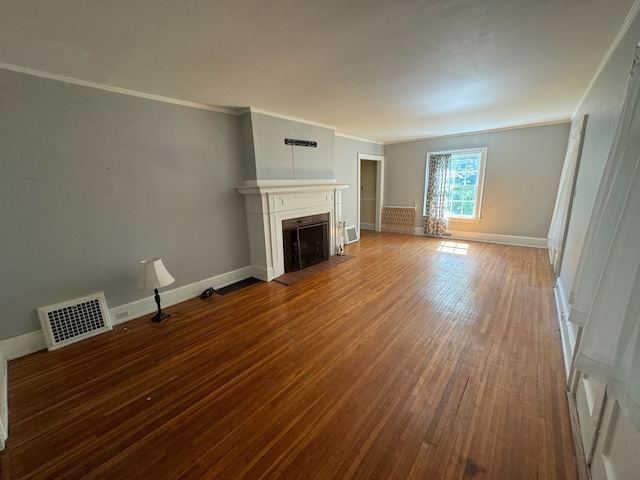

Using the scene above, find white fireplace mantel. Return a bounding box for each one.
[236,181,349,281]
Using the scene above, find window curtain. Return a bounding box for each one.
[570,44,640,432]
[424,153,451,236]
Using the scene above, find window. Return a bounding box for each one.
[424,147,487,222]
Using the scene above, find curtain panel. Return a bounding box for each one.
[571,44,640,432]
[424,153,451,236]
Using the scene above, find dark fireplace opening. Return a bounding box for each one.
[282,213,329,273]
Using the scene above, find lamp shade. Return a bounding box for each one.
[136,258,175,290]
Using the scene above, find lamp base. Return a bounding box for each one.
[151,311,171,323]
[151,288,170,323]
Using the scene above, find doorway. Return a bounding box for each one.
[357,153,384,233]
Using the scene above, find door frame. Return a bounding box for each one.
[553,115,588,276]
[357,153,385,233]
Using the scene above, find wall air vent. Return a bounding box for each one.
[37,292,112,351]
[344,225,359,244]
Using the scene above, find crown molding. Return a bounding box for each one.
[572,0,640,119]
[383,120,571,145]
[244,107,336,130]
[335,132,383,145]
[0,63,240,115]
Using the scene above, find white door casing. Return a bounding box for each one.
[357,153,385,234]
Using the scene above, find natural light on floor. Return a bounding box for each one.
[436,241,470,255]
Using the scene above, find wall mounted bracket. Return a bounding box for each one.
[284,139,317,147]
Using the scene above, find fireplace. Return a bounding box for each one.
[236,181,349,281]
[282,214,329,272]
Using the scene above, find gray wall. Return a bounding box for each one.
[383,123,570,238]
[559,13,640,298]
[0,69,250,340]
[249,111,336,181]
[240,112,257,181]
[334,136,384,229]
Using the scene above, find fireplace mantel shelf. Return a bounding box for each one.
[236,182,349,195]
[237,181,349,281]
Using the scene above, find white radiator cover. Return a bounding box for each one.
[37,292,112,350]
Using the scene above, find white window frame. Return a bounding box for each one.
[423,147,487,223]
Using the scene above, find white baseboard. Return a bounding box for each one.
[0,347,6,451]
[360,223,375,231]
[413,227,547,248]
[250,265,273,282]
[109,265,253,325]
[0,265,254,360]
[0,330,47,361]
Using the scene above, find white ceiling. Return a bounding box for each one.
[0,0,636,142]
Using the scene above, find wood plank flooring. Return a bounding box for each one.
[1,232,578,479]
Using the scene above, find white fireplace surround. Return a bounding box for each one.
[237,180,349,281]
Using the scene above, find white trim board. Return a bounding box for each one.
[242,107,336,131]
[241,179,338,187]
[413,227,547,248]
[383,120,571,145]
[554,276,579,378]
[572,0,640,119]
[0,331,47,362]
[0,265,253,361]
[109,265,252,326]
[357,153,385,234]
[0,64,239,115]
[335,132,383,145]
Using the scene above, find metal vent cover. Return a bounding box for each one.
[344,225,359,244]
[37,292,112,350]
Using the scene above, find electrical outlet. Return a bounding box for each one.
[115,311,129,320]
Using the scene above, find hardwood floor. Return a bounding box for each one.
[1,232,578,479]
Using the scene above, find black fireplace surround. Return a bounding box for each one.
[282,213,329,272]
